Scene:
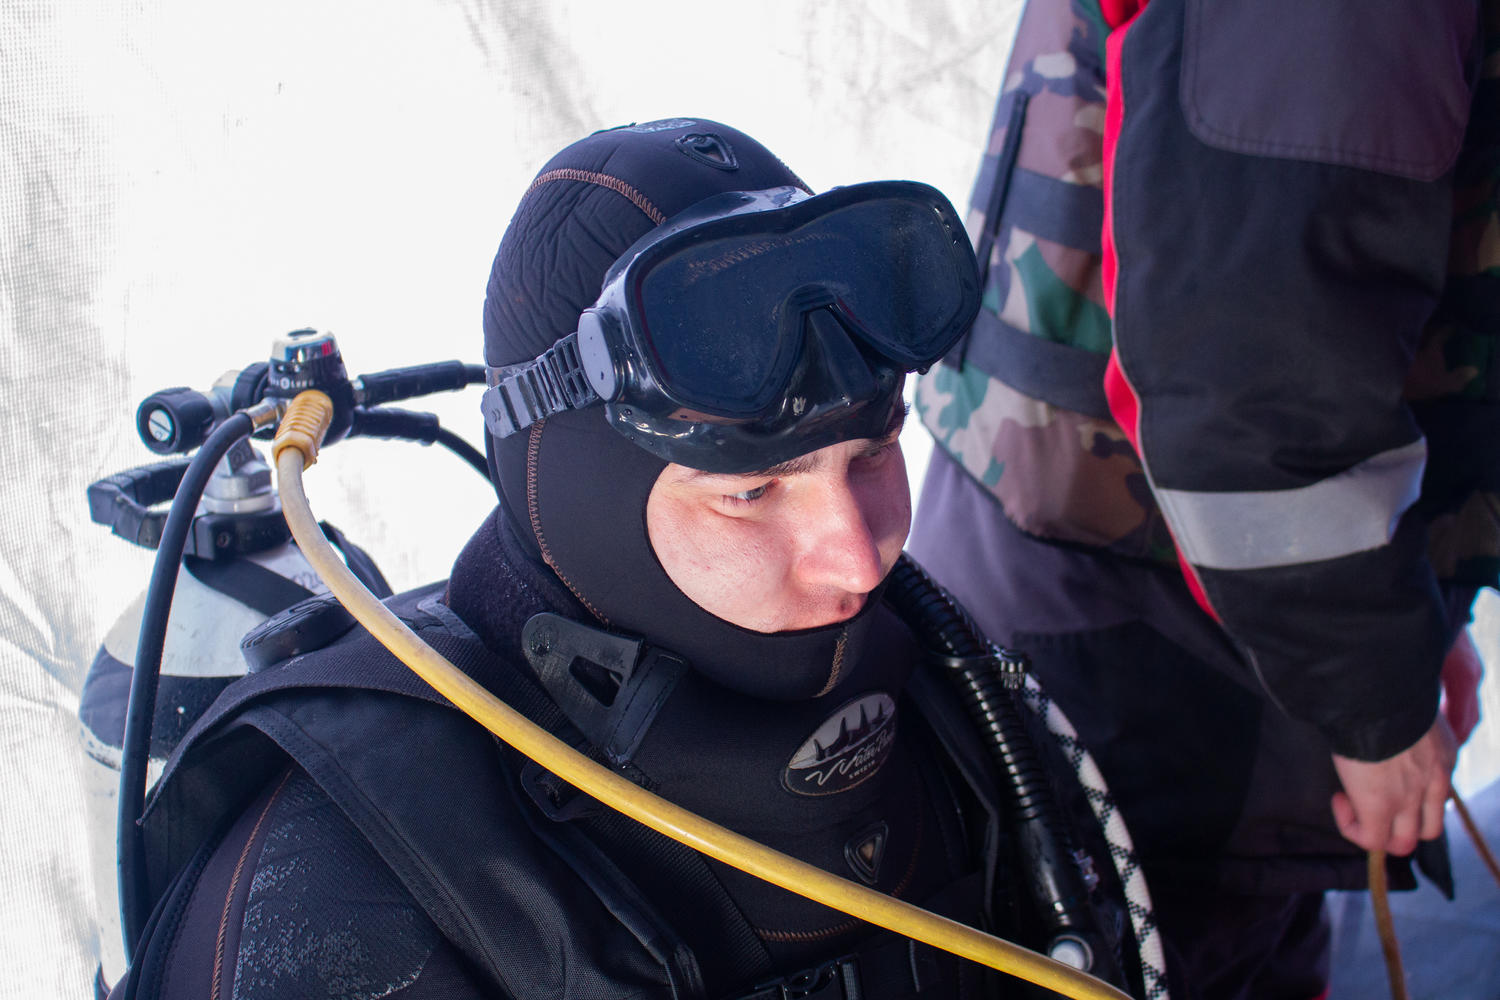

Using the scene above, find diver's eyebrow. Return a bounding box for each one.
[686,452,820,483]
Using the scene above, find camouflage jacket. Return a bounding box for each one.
[918,0,1499,761]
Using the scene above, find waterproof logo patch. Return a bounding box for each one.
[624,118,697,133]
[783,693,897,797]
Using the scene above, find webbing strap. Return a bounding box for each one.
[578,804,775,992]
[183,555,314,618]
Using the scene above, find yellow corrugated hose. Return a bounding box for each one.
[271,390,1131,1000]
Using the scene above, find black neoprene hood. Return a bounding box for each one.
[481,118,893,700]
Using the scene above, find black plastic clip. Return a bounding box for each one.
[993,647,1030,690]
[521,612,687,766]
[737,955,862,1000]
[928,646,1030,691]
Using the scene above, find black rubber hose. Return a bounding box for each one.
[433,426,489,481]
[356,361,487,406]
[117,412,253,959]
[885,555,1117,979]
[347,407,490,483]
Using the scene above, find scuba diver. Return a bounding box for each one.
[106,118,1145,999]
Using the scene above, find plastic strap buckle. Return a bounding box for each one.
[929,647,1030,691]
[736,955,862,1000]
[481,332,598,438]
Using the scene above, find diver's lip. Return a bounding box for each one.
[777,592,868,632]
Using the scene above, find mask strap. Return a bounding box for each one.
[481,332,597,437]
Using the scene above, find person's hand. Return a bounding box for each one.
[1440,629,1483,746]
[1330,715,1457,856]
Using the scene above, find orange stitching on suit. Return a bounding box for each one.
[526,168,666,225]
[211,769,295,999]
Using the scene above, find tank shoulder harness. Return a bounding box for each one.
[137,584,705,998]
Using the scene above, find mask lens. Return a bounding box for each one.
[640,244,789,415]
[635,190,971,417]
[815,196,968,364]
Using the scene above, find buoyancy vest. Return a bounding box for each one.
[129,584,1013,1000]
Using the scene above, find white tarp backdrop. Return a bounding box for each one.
[3,3,1496,998]
[3,3,1021,995]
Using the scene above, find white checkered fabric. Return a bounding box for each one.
[1023,677,1172,1000]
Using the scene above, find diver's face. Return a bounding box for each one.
[645,408,911,633]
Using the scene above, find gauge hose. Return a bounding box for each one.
[118,399,280,958]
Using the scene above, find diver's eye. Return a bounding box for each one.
[727,483,770,504]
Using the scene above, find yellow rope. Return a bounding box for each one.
[1451,790,1500,889]
[1367,849,1409,1000]
[1369,789,1500,1000]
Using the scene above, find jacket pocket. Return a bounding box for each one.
[1181,0,1479,181]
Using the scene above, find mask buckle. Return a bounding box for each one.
[482,332,598,437]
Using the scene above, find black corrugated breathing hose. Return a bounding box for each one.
[885,554,1125,986]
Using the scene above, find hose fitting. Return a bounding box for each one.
[272,390,334,467]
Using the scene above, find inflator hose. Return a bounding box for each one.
[117,402,279,958]
[272,390,1132,1000]
[345,406,491,482]
[884,559,1125,985]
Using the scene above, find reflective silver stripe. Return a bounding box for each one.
[1153,438,1428,571]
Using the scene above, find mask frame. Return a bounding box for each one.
[481,180,979,473]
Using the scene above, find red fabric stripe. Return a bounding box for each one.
[1098,0,1142,27]
[1099,1,1141,312]
[1113,351,1222,620]
[1099,0,1222,621]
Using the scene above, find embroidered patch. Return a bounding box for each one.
[783,692,897,797]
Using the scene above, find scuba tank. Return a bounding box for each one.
[78,329,489,994]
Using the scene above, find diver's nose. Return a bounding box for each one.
[795,473,891,595]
